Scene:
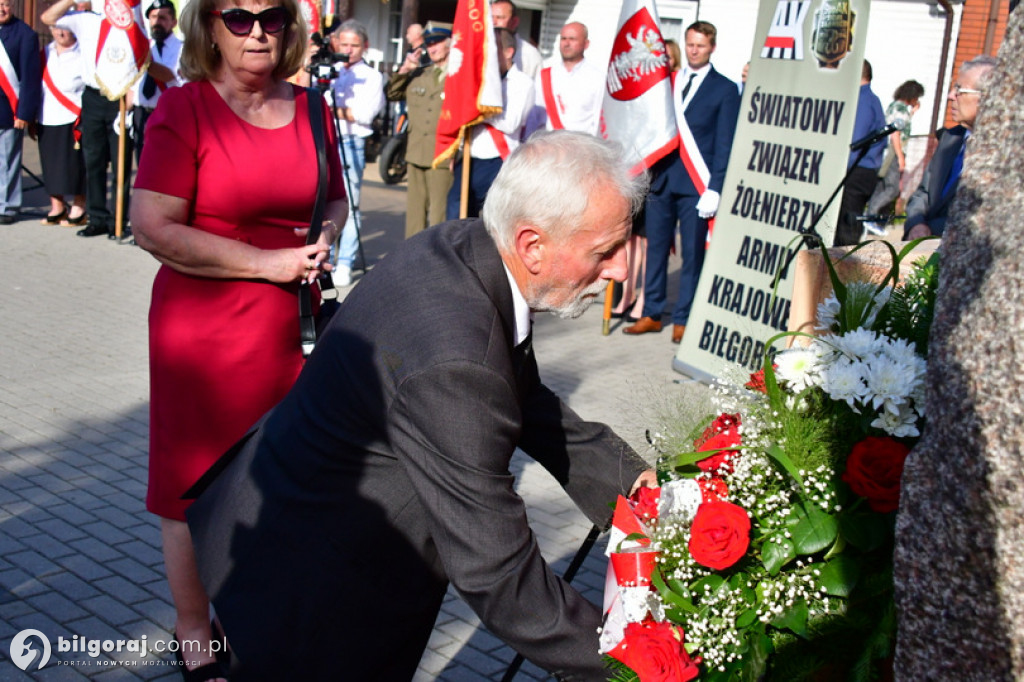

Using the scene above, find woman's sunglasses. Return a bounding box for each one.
[210,7,289,36]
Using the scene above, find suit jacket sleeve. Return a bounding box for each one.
[903,164,932,232]
[14,23,42,122]
[709,76,741,194]
[388,360,627,679]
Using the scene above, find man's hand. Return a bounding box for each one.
[906,223,932,240]
[12,118,27,130]
[629,469,658,497]
[696,190,720,219]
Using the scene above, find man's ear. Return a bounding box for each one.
[513,225,545,275]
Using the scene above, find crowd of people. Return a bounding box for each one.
[2,0,1000,678]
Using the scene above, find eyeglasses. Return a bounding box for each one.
[952,84,982,97]
[210,7,289,36]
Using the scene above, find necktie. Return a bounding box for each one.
[680,73,696,105]
[141,40,164,99]
[941,137,966,201]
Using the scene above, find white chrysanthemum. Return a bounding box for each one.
[819,356,868,408]
[774,347,821,392]
[831,328,881,359]
[871,402,920,437]
[864,354,917,411]
[815,294,841,331]
[659,478,703,521]
[879,336,923,368]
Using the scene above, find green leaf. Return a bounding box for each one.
[736,609,758,628]
[839,511,891,552]
[690,574,725,596]
[739,632,772,682]
[762,536,797,575]
[788,504,839,555]
[818,555,860,597]
[652,567,698,614]
[770,599,809,637]
[765,443,804,487]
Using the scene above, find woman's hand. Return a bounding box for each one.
[263,241,333,284]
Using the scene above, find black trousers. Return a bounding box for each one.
[834,165,879,246]
[81,87,132,231]
[133,106,155,163]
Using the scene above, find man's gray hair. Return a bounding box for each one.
[482,131,648,251]
[337,19,370,47]
[961,54,998,87]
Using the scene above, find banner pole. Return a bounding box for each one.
[602,281,615,335]
[114,96,128,239]
[459,134,473,219]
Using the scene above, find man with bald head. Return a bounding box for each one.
[529,21,604,136]
[903,55,997,240]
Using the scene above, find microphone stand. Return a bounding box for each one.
[771,143,872,289]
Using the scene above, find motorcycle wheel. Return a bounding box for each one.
[378,135,408,185]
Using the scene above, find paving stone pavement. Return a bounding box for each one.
[0,152,708,681]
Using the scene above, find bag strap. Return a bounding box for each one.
[300,88,333,357]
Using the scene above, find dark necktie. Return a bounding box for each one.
[141,40,165,99]
[680,72,696,104]
[513,332,535,391]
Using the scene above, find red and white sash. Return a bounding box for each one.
[42,47,83,141]
[0,39,21,115]
[484,124,511,160]
[95,0,150,99]
[673,70,714,246]
[539,67,565,130]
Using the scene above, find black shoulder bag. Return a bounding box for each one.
[299,88,340,357]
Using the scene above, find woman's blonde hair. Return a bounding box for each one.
[178,0,308,82]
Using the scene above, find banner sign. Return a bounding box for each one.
[674,0,869,382]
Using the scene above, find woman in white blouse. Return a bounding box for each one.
[38,25,86,226]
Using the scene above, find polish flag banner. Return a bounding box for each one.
[298,0,321,36]
[95,0,150,100]
[600,0,678,176]
[433,0,503,166]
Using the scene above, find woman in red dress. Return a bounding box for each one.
[131,0,346,677]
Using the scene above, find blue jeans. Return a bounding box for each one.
[334,135,365,268]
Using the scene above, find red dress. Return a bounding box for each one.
[138,81,344,521]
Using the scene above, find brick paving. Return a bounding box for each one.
[0,151,706,680]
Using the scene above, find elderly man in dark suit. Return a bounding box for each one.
[903,55,996,240]
[186,130,655,680]
[624,20,740,344]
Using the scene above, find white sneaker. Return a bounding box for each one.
[334,263,352,287]
[863,221,886,236]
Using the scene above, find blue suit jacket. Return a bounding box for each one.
[651,66,741,197]
[904,126,967,238]
[0,17,42,127]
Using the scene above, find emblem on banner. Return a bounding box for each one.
[762,1,811,60]
[811,0,855,69]
[606,8,669,101]
[104,0,135,29]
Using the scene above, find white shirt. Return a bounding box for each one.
[533,57,604,135]
[678,62,712,111]
[40,41,85,126]
[329,59,385,138]
[470,66,534,160]
[503,264,531,346]
[53,12,103,90]
[133,33,182,109]
[515,36,542,79]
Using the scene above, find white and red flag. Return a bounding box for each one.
[432,0,503,166]
[600,0,677,176]
[298,0,321,36]
[95,0,150,100]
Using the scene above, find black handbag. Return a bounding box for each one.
[299,88,340,357]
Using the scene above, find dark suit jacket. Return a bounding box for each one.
[903,125,968,238]
[187,219,649,680]
[650,66,741,197]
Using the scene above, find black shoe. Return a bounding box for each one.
[77,224,108,237]
[0,214,16,225]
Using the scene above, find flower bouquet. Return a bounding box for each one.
[600,241,939,681]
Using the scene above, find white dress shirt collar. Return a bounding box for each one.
[502,264,532,346]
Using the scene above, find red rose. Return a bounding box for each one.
[631,486,661,526]
[688,501,751,570]
[617,621,699,682]
[694,413,741,473]
[745,368,768,393]
[842,436,911,513]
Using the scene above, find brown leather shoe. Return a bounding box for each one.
[672,324,685,343]
[623,316,663,335]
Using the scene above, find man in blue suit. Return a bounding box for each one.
[624,21,740,344]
